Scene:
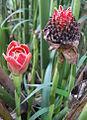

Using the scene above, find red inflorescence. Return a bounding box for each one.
[42,5,81,66]
[43,5,80,45]
[51,6,72,27]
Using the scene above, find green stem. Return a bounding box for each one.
[57,60,65,88]
[27,2,38,118]
[27,36,38,120]
[62,61,70,89]
[72,0,81,20]
[12,73,22,120]
[33,0,39,30]
[19,0,23,43]
[48,58,64,120]
[0,0,9,71]
[48,104,54,120]
[49,0,53,16]
[23,0,30,43]
[68,0,82,94]
[55,96,63,115]
[39,0,50,81]
[54,62,70,116]
[53,107,68,120]
[68,65,76,94]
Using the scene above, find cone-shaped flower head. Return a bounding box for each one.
[42,6,81,65]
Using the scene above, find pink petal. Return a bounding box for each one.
[20,44,30,54]
[9,52,15,57]
[19,53,32,74]
[7,41,19,53]
[17,53,26,65]
[6,56,21,73]
[8,46,26,56]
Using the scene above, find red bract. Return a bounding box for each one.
[3,41,32,74]
[52,6,72,27]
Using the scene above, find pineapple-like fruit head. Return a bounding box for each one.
[42,5,81,66]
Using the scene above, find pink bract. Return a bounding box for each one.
[3,41,32,74]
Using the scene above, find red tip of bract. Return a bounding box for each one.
[59,5,62,11]
[51,5,72,27]
[3,41,32,74]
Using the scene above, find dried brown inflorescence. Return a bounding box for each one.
[42,5,81,66]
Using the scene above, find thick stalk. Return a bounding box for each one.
[48,58,64,120]
[41,50,56,120]
[0,0,9,71]
[73,0,81,20]
[57,60,65,88]
[19,0,23,43]
[27,36,38,119]
[69,0,82,93]
[12,73,22,120]
[23,0,30,43]
[27,1,38,118]
[49,0,53,16]
[39,0,50,81]
[62,62,70,89]
[54,62,70,116]
[68,65,76,94]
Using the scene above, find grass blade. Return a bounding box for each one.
[72,0,81,20]
[30,107,49,120]
[41,50,56,120]
[39,0,50,79]
[78,15,87,23]
[11,19,31,34]
[21,85,51,104]
[56,88,68,98]
[76,52,87,72]
[53,107,68,120]
[1,9,23,27]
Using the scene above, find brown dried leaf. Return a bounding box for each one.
[49,44,60,51]
[0,99,13,120]
[0,67,14,96]
[64,80,87,120]
[47,39,79,66]
[62,47,78,66]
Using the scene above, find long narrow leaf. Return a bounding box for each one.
[11,19,31,34]
[76,52,87,72]
[78,15,87,23]
[26,83,52,87]
[41,50,56,120]
[39,0,50,79]
[72,0,81,20]
[56,88,68,98]
[1,9,23,27]
[53,107,68,120]
[21,85,51,104]
[49,0,53,16]
[29,107,49,120]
